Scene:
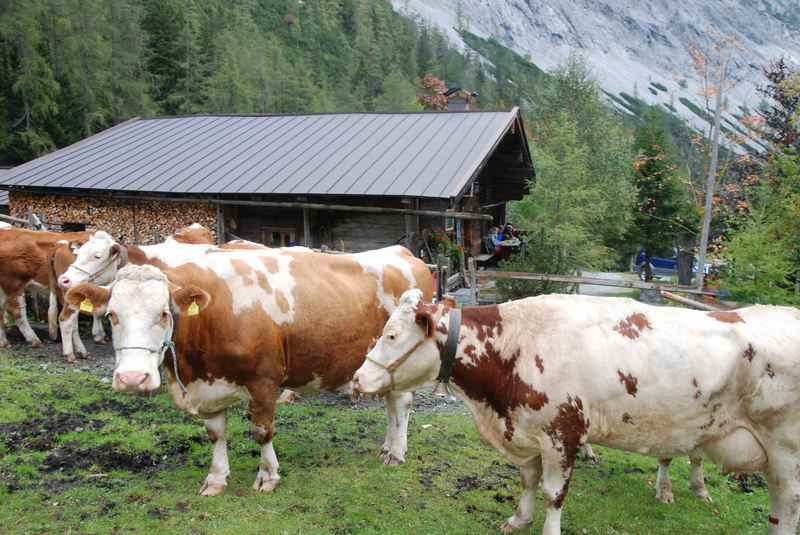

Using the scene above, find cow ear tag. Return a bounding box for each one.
[80,298,93,313]
[187,300,199,316]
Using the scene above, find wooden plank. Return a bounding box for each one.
[0,213,28,225]
[302,208,311,247]
[475,270,722,296]
[660,291,721,311]
[468,257,478,305]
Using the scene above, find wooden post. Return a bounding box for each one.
[216,204,225,245]
[303,208,311,247]
[436,257,445,302]
[468,257,478,305]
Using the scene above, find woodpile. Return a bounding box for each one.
[10,193,217,245]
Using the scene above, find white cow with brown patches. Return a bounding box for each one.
[66,245,433,496]
[353,291,800,535]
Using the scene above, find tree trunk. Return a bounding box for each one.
[696,58,727,290]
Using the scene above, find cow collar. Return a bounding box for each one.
[72,246,127,284]
[436,308,461,385]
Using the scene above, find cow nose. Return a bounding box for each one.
[59,276,70,288]
[116,371,149,388]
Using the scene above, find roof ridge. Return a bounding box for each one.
[138,109,516,120]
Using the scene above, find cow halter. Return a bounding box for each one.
[72,247,126,284]
[364,308,462,392]
[114,312,188,393]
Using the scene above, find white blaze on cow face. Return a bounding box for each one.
[353,289,440,394]
[60,231,120,289]
[105,266,175,393]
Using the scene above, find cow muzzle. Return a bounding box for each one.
[113,370,160,393]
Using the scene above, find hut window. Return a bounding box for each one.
[61,222,87,232]
[261,227,295,247]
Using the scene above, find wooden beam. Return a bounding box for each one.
[302,208,311,247]
[660,291,721,311]
[475,271,722,296]
[17,190,495,222]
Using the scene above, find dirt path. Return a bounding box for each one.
[3,321,466,414]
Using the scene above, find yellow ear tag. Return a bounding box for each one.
[187,300,199,316]
[79,298,93,313]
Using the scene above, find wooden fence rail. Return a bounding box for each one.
[473,270,722,297]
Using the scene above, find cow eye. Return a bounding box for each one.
[94,253,102,259]
[387,334,396,341]
[160,311,170,323]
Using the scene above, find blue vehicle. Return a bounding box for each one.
[634,249,704,281]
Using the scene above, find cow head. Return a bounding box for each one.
[169,223,215,245]
[352,289,444,395]
[59,231,126,289]
[65,265,210,393]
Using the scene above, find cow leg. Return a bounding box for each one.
[540,442,579,535]
[199,412,229,497]
[10,293,42,347]
[766,449,800,535]
[689,455,711,502]
[381,391,412,465]
[501,457,543,533]
[579,444,597,463]
[91,312,107,343]
[249,382,281,492]
[0,288,8,348]
[60,307,86,363]
[655,458,675,503]
[47,291,59,341]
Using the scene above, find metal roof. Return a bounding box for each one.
[0,109,526,199]
[0,168,9,206]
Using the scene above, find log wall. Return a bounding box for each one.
[10,193,217,245]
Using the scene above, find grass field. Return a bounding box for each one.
[0,349,772,534]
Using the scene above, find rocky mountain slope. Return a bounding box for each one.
[393,0,800,145]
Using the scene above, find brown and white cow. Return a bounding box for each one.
[53,225,215,362]
[0,226,94,348]
[66,245,433,495]
[353,290,800,535]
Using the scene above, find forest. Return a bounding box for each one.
[1,0,797,305]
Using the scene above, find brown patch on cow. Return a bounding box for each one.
[231,259,255,286]
[769,516,779,525]
[453,343,548,443]
[766,363,775,379]
[743,344,755,362]
[535,354,544,374]
[464,344,478,360]
[617,370,638,397]
[260,256,280,273]
[255,271,272,293]
[707,311,744,324]
[613,313,652,339]
[462,305,503,342]
[274,290,290,314]
[622,412,634,424]
[542,395,588,507]
[382,265,410,307]
[171,225,214,245]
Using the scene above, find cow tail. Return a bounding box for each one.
[47,251,61,340]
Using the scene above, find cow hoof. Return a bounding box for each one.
[66,354,77,364]
[693,489,712,503]
[199,481,226,497]
[253,476,280,493]
[77,352,89,360]
[30,340,43,348]
[500,516,531,533]
[94,336,106,344]
[0,341,9,349]
[381,452,405,466]
[656,490,675,504]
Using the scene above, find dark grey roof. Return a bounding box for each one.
[0,168,9,206]
[0,109,525,199]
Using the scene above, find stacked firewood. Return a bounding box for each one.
[10,193,217,245]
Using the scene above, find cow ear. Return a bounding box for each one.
[110,243,128,268]
[170,285,211,316]
[66,283,111,309]
[415,305,435,338]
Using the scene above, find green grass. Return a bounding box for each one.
[0,350,771,534]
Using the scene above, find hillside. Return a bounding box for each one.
[393,0,800,150]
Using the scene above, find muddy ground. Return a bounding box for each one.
[2,319,466,414]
